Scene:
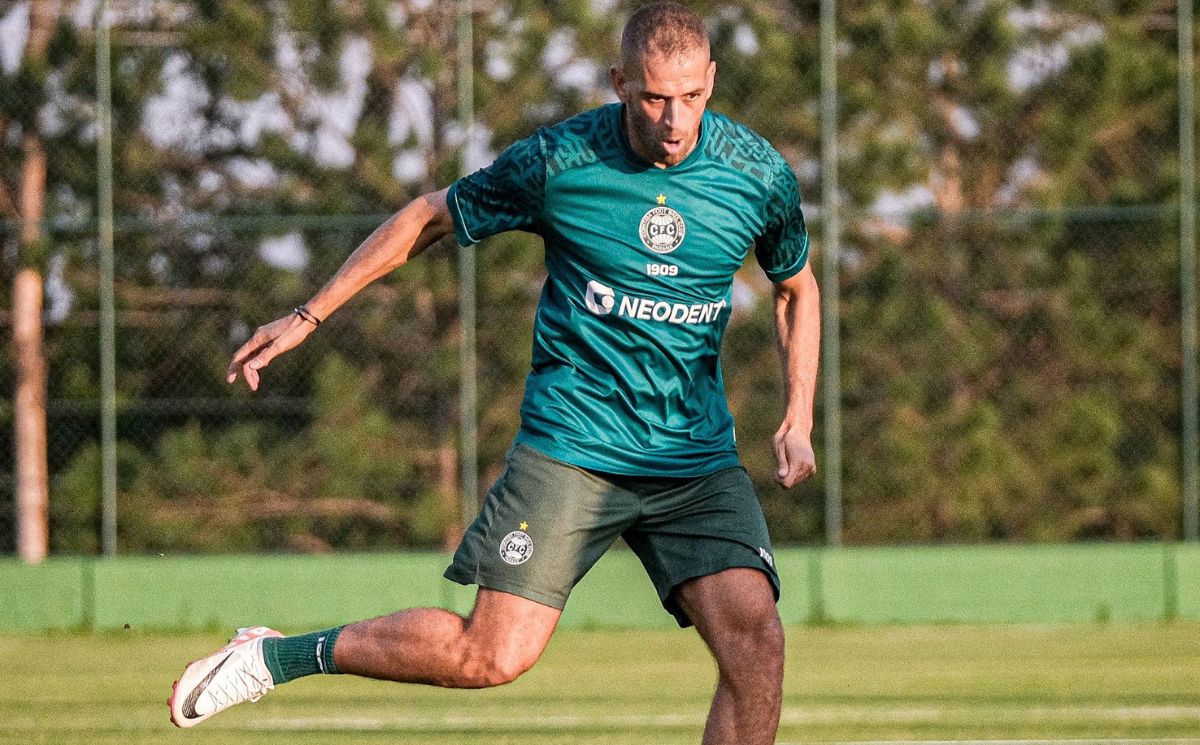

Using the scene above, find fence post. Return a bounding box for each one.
[96,0,118,556]
[820,0,843,546]
[1163,542,1179,620]
[457,0,478,540]
[1180,0,1198,542]
[13,269,47,563]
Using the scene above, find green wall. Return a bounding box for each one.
[1,544,1196,632]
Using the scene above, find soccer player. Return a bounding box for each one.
[169,3,818,743]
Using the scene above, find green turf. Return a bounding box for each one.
[1,623,1198,744]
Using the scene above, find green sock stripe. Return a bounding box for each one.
[261,626,346,685]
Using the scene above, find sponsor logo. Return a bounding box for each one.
[585,280,616,315]
[639,205,686,254]
[581,281,726,325]
[315,635,327,674]
[500,530,534,565]
[181,653,233,719]
[758,547,775,569]
[619,295,726,324]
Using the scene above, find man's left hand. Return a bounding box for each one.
[772,422,816,488]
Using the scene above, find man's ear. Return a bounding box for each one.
[610,64,629,102]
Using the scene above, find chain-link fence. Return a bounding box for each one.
[1,0,1196,556]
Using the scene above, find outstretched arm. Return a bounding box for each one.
[228,187,455,390]
[771,264,820,488]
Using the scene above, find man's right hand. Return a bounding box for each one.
[225,189,452,391]
[227,312,318,391]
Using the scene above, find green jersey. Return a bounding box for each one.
[448,103,808,476]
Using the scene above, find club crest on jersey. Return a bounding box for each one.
[639,198,685,254]
[499,529,533,565]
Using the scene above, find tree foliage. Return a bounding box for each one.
[1,0,1191,552]
[833,1,1181,541]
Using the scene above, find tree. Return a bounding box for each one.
[1,1,78,562]
[31,0,1195,553]
[48,0,626,552]
[835,0,1181,541]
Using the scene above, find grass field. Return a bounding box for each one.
[1,623,1198,744]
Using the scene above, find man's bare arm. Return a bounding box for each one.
[771,264,820,488]
[228,188,455,390]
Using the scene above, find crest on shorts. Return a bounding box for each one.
[639,196,685,254]
[499,529,534,565]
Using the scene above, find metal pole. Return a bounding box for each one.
[1180,0,1198,542]
[456,0,478,535]
[819,0,843,547]
[96,0,119,556]
[1163,543,1179,620]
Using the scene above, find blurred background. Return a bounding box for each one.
[1,0,1195,560]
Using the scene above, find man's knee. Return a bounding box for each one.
[731,607,785,660]
[454,590,559,687]
[708,603,785,681]
[457,636,539,687]
[676,569,784,668]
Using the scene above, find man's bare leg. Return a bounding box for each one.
[674,568,785,745]
[170,588,559,728]
[333,589,561,687]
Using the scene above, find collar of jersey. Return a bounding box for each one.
[613,104,711,173]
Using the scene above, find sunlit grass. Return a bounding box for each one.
[1,623,1198,744]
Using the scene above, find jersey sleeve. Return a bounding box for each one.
[754,158,809,283]
[447,131,547,246]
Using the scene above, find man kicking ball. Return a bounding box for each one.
[170,4,818,743]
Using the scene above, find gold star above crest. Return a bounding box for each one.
[656,194,667,205]
[519,521,529,531]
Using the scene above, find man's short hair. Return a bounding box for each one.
[621,2,710,69]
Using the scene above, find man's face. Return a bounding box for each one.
[610,47,715,168]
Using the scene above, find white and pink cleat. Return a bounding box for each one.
[169,626,283,728]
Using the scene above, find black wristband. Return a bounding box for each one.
[294,305,322,327]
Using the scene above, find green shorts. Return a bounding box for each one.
[444,444,780,627]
